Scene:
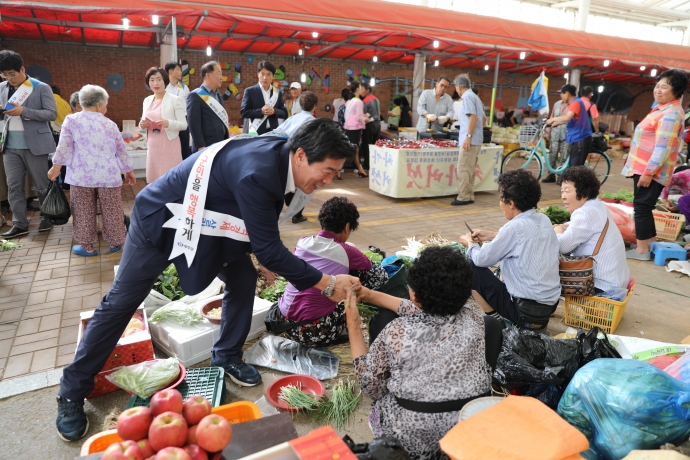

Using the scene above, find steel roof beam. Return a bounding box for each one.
[30,9,47,43]
[214,22,239,51]
[306,36,354,57]
[78,14,86,46]
[241,26,270,53]
[182,15,205,51]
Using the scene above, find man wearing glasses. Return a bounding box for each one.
[416,76,454,133]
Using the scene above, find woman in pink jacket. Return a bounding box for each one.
[343,82,368,177]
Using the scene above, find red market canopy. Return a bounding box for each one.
[1,0,688,85]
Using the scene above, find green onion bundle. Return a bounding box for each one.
[278,384,322,412]
[357,303,378,321]
[315,379,362,430]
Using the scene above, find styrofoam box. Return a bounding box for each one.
[150,295,273,367]
[127,150,147,179]
[398,130,418,140]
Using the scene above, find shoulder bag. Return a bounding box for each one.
[559,219,609,297]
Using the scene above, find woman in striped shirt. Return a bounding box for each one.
[554,166,630,300]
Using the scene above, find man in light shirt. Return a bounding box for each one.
[452,74,485,206]
[165,61,191,159]
[416,76,454,133]
[288,82,303,117]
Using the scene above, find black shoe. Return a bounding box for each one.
[291,215,308,224]
[56,395,89,442]
[39,219,53,232]
[0,201,9,215]
[541,174,556,183]
[450,200,474,206]
[0,225,29,239]
[210,359,262,387]
[27,201,41,211]
[682,226,690,234]
[124,214,131,232]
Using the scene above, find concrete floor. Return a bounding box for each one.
[0,158,688,459]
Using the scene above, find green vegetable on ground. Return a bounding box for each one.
[315,379,362,430]
[153,264,185,301]
[259,277,288,302]
[1,239,23,252]
[537,206,571,225]
[106,357,180,399]
[149,303,204,326]
[278,384,322,412]
[602,188,634,203]
[363,250,383,264]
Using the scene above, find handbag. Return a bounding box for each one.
[559,220,609,297]
[39,180,71,221]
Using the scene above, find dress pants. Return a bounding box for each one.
[456,144,481,202]
[59,206,257,400]
[3,148,50,228]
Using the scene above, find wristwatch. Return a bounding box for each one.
[321,275,336,298]
[466,134,472,138]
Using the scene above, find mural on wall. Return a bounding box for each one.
[180,60,195,87]
[25,65,52,84]
[106,73,125,92]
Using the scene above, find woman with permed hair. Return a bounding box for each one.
[554,166,630,299]
[345,245,493,460]
[275,196,388,347]
[459,169,561,330]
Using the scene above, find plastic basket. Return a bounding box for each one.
[518,124,539,147]
[126,366,225,409]
[79,401,262,455]
[653,211,686,241]
[564,280,635,334]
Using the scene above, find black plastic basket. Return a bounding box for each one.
[126,366,226,409]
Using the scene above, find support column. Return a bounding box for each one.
[684,19,690,46]
[488,51,501,128]
[411,53,426,130]
[576,0,590,31]
[570,69,581,94]
[160,16,178,68]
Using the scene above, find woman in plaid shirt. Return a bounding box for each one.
[622,69,688,260]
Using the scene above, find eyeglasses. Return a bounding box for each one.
[438,83,449,88]
[0,72,19,79]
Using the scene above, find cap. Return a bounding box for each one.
[290,82,302,89]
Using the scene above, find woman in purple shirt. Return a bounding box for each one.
[48,85,136,256]
[277,196,388,347]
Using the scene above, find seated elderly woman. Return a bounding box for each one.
[345,246,493,460]
[459,169,561,330]
[48,85,136,256]
[554,166,630,299]
[275,196,387,347]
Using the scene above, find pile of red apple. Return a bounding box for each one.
[102,389,232,460]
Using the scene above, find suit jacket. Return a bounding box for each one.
[134,136,322,295]
[240,84,287,135]
[142,92,188,141]
[186,86,229,152]
[0,78,57,155]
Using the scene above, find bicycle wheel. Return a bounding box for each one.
[584,150,611,185]
[501,148,543,179]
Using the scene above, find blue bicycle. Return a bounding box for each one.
[500,121,611,184]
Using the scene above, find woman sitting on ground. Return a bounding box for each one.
[459,169,561,330]
[276,196,387,347]
[554,166,630,299]
[345,246,492,460]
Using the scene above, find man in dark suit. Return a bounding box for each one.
[240,61,287,135]
[56,119,358,442]
[187,61,229,152]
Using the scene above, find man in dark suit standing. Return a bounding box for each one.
[56,119,359,442]
[187,61,229,152]
[240,61,287,135]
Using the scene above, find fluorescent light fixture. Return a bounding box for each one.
[651,68,657,77]
[640,66,646,71]
[152,15,159,25]
[563,57,569,66]
[300,72,307,83]
[298,48,303,56]
[520,51,526,60]
[603,60,610,67]
[433,40,439,48]
[484,64,489,71]
[122,14,129,30]
[312,32,318,38]
[434,60,439,67]
[206,44,212,56]
[598,85,604,93]
[373,55,378,62]
[564,72,569,79]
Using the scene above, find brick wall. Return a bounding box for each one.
[1,39,662,130]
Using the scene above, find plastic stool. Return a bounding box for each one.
[650,242,688,266]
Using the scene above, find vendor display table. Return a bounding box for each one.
[369,144,504,198]
[126,149,147,179]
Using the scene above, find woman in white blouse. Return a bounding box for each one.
[554,166,630,299]
[140,67,187,184]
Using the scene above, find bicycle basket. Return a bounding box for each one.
[518,124,540,147]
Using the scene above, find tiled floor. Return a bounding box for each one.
[0,157,662,381]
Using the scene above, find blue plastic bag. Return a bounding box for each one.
[558,359,690,460]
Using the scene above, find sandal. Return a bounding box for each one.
[109,245,122,253]
[72,245,98,257]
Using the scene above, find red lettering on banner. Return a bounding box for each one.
[426,164,443,188]
[406,163,423,189]
[446,164,457,186]
[220,221,248,236]
[187,193,199,219]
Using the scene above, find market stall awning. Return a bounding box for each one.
[1,0,688,85]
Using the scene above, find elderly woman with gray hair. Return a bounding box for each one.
[48,84,136,256]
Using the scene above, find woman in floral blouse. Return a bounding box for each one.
[345,246,492,460]
[48,85,135,256]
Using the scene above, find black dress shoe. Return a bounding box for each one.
[39,219,53,232]
[291,215,308,224]
[541,174,556,183]
[27,201,41,211]
[450,200,474,206]
[0,225,29,239]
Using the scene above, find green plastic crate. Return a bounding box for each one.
[126,366,226,409]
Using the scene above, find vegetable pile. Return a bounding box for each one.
[278,383,322,412]
[259,277,288,302]
[315,379,362,430]
[153,264,185,301]
[602,188,634,203]
[537,206,571,225]
[375,138,458,149]
[121,312,145,338]
[1,239,23,252]
[106,357,180,399]
[363,250,383,264]
[150,303,204,326]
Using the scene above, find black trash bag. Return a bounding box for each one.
[525,384,562,410]
[493,327,580,388]
[343,435,412,460]
[39,181,71,220]
[577,326,622,367]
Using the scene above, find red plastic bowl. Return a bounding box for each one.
[266,374,325,412]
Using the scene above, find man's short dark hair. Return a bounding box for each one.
[393,97,401,105]
[50,85,61,95]
[299,91,318,112]
[164,61,180,75]
[658,69,689,99]
[257,61,276,75]
[561,84,577,96]
[582,86,594,97]
[341,88,351,100]
[288,118,355,164]
[0,50,24,73]
[438,75,451,85]
[145,67,170,87]
[318,197,360,233]
[201,61,218,79]
[407,246,473,316]
[559,165,600,201]
[361,82,371,92]
[498,169,541,212]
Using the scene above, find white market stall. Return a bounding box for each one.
[368,144,504,198]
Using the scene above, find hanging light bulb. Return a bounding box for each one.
[298,48,303,56]
[603,59,610,67]
[373,55,378,62]
[370,78,376,87]
[206,42,212,56]
[312,32,319,38]
[152,14,159,25]
[484,64,489,71]
[434,60,439,67]
[564,72,569,79]
[520,51,526,60]
[598,85,604,93]
[640,65,646,71]
[433,40,439,48]
[563,57,569,66]
[300,72,307,83]
[122,14,130,30]
[651,68,657,77]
